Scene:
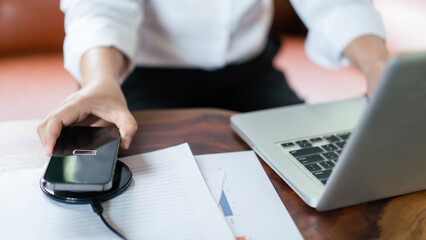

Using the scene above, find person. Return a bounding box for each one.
[38,0,389,156]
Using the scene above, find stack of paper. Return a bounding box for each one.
[0,143,302,240]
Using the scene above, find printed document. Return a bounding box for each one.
[195,151,304,240]
[0,143,234,240]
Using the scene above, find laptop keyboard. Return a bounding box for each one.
[278,131,351,185]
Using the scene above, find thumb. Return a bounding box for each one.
[113,110,138,149]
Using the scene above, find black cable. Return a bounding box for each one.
[91,200,127,240]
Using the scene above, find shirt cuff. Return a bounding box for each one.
[304,3,386,69]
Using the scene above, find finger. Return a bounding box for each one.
[37,121,49,155]
[39,118,63,156]
[38,104,90,156]
[113,110,138,149]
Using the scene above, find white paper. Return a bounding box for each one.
[201,170,226,205]
[0,143,234,240]
[0,119,47,172]
[195,151,304,240]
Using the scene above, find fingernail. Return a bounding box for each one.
[45,145,52,156]
[123,136,132,149]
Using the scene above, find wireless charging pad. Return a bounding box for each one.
[40,160,132,204]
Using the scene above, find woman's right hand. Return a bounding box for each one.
[37,79,138,156]
[37,47,137,156]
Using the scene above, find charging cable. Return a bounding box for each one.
[91,200,127,240]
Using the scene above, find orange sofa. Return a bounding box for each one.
[1,0,425,121]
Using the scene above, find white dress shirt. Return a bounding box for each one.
[61,0,385,83]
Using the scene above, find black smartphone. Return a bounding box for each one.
[41,126,120,192]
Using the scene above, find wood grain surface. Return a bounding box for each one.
[1,109,424,239]
[120,109,426,240]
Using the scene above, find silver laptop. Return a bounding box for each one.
[231,52,426,211]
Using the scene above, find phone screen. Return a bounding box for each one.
[42,126,120,192]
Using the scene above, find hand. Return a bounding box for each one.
[37,47,137,156]
[343,35,389,96]
[37,80,138,156]
[363,58,387,97]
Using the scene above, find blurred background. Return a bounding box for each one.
[0,0,425,121]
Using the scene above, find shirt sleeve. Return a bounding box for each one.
[289,0,386,69]
[60,0,142,83]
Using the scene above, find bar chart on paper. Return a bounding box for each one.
[219,189,248,240]
[219,191,233,217]
[196,151,303,240]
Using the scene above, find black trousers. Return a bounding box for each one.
[122,35,303,112]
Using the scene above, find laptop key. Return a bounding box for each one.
[309,137,322,143]
[323,152,338,160]
[295,140,309,145]
[324,135,340,142]
[319,161,335,169]
[322,144,337,151]
[304,163,321,172]
[337,133,351,140]
[335,141,346,149]
[297,155,324,164]
[281,142,295,148]
[298,143,312,148]
[290,147,323,158]
[312,170,332,180]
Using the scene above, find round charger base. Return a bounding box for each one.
[40,160,132,204]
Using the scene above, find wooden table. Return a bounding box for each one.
[1,109,425,239]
